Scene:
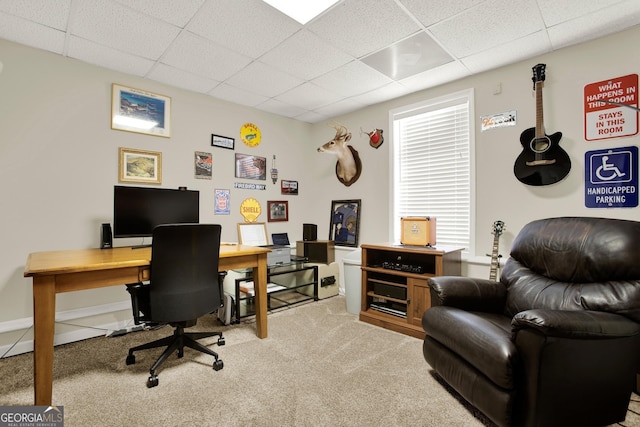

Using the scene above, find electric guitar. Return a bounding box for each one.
[514,64,571,186]
[489,221,505,281]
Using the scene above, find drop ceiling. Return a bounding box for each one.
[1,0,639,123]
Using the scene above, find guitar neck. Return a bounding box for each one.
[535,81,544,139]
[489,234,501,281]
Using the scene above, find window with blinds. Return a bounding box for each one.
[391,89,474,253]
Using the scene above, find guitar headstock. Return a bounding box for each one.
[531,63,546,89]
[492,220,505,237]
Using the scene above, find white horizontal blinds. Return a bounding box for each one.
[395,98,471,250]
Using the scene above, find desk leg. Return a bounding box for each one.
[33,276,56,406]
[253,253,268,339]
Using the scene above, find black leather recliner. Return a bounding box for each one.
[422,217,640,427]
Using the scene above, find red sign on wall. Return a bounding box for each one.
[584,74,638,141]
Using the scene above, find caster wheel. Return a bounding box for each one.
[126,354,135,365]
[213,359,224,371]
[177,349,184,358]
[147,375,159,388]
[218,337,225,346]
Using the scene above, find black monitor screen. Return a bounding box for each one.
[113,186,199,238]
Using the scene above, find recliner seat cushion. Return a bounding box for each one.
[422,306,517,389]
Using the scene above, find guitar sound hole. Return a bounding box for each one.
[530,137,550,153]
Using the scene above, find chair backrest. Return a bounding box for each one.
[149,223,222,323]
[502,217,640,321]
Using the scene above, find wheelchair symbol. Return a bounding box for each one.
[595,156,626,181]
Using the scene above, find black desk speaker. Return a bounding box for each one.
[303,223,317,241]
[101,223,113,249]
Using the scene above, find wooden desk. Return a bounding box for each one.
[23,244,270,406]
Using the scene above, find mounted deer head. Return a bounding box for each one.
[317,124,362,186]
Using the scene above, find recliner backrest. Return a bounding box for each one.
[149,223,222,323]
[502,217,640,321]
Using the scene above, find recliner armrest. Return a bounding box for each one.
[512,309,640,339]
[428,276,507,312]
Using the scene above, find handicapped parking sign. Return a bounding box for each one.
[585,146,638,208]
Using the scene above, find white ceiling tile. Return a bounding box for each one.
[225,61,303,98]
[275,83,342,110]
[536,0,627,27]
[350,82,411,106]
[67,36,155,76]
[260,30,354,80]
[398,0,484,27]
[161,32,252,82]
[312,60,393,98]
[547,3,640,49]
[294,110,329,123]
[461,31,552,74]
[0,0,70,30]
[0,13,66,54]
[209,83,269,107]
[429,0,545,58]
[308,0,421,57]
[147,63,218,94]
[313,97,365,118]
[112,0,205,27]
[71,0,180,59]
[255,98,308,118]
[398,61,471,93]
[187,0,301,58]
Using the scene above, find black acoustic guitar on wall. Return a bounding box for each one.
[514,64,571,186]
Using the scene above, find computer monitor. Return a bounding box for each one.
[113,185,199,238]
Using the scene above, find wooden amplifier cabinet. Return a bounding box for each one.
[296,240,335,264]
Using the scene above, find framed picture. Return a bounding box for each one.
[237,222,268,246]
[281,179,298,195]
[211,134,235,150]
[329,199,361,247]
[267,201,288,222]
[195,151,212,179]
[235,153,266,180]
[119,147,162,184]
[111,84,171,137]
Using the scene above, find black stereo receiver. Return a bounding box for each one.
[381,261,423,274]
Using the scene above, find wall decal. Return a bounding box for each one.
[240,122,261,147]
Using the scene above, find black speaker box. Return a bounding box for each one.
[303,223,317,241]
[100,223,113,249]
[373,282,407,300]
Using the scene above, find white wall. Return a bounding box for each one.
[1,26,639,353]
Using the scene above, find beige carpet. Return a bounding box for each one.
[0,296,638,427]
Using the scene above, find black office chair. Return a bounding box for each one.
[125,224,226,388]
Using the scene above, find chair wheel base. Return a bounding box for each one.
[213,359,224,371]
[147,375,159,388]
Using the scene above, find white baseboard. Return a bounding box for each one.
[0,301,133,358]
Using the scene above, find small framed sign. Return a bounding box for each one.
[211,134,235,150]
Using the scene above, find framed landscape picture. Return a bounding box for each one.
[118,147,162,184]
[111,84,171,137]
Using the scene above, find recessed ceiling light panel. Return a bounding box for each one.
[262,0,340,25]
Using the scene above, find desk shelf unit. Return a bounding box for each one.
[232,259,318,323]
[360,243,463,338]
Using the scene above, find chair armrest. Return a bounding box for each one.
[512,309,640,339]
[126,282,150,324]
[428,276,507,312]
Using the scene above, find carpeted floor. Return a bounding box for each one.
[0,296,638,427]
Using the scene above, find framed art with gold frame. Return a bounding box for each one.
[118,147,162,184]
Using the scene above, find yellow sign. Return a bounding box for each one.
[240,122,261,147]
[240,198,262,222]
